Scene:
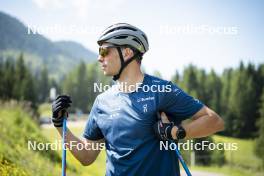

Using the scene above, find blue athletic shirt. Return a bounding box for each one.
[83,74,204,176]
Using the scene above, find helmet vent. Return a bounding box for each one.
[105,26,137,35]
[115,35,128,39]
[132,38,141,45]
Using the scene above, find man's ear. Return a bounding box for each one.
[122,48,134,60]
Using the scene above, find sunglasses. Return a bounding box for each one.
[99,45,118,57]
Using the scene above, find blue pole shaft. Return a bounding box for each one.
[171,141,192,176]
[62,118,67,176]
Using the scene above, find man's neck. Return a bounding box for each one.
[116,62,144,93]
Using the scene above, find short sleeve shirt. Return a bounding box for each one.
[83,74,204,176]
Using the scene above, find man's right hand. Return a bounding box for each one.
[52,95,72,127]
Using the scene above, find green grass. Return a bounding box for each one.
[3,102,262,176]
[42,125,264,176]
[0,102,79,176]
[213,135,262,171]
[189,135,264,176]
[42,126,106,176]
[191,165,263,176]
[38,103,52,118]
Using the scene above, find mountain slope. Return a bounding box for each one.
[54,41,97,61]
[0,11,97,79]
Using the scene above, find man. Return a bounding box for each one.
[52,23,224,176]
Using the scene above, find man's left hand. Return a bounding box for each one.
[153,112,177,141]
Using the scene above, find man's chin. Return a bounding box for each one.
[102,70,118,77]
[103,71,114,76]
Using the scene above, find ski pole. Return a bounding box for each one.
[156,112,192,176]
[171,140,192,176]
[62,117,67,176]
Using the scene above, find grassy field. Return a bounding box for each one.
[39,103,107,175]
[213,135,263,171]
[42,122,264,176]
[0,102,80,176]
[0,103,103,176]
[191,165,263,176]
[43,126,106,176]
[190,136,263,176]
[38,103,52,118]
[1,103,263,176]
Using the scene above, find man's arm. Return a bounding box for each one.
[171,106,225,139]
[51,95,104,166]
[56,127,104,166]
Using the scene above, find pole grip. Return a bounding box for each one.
[62,117,67,176]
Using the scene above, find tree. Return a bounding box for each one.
[228,62,258,138]
[37,66,50,102]
[255,89,264,166]
[196,69,209,105]
[63,61,90,112]
[0,57,3,97]
[171,70,181,85]
[180,64,199,98]
[13,53,37,107]
[13,53,27,99]
[75,62,90,111]
[86,62,111,111]
[257,64,264,94]
[205,70,222,113]
[220,68,233,135]
[2,58,15,99]
[62,61,111,112]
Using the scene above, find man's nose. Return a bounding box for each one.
[98,55,103,63]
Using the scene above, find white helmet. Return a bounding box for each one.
[97,23,149,54]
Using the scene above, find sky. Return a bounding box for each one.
[0,0,263,79]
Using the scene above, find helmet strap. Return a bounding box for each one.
[113,47,141,81]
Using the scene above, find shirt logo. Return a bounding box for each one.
[143,104,148,113]
[137,96,155,102]
[110,112,120,118]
